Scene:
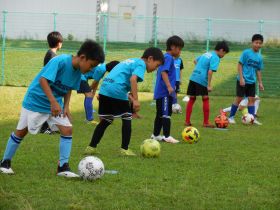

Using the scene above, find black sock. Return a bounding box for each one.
[162,117,171,138]
[153,115,162,136]
[89,120,111,147]
[121,119,131,150]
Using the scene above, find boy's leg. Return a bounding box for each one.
[229,81,245,120]
[153,99,163,137]
[121,114,132,150]
[202,96,214,127]
[89,118,113,148]
[84,92,94,121]
[255,98,260,115]
[185,96,196,125]
[247,97,255,115]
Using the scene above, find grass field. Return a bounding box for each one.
[0,86,280,210]
[0,39,280,96]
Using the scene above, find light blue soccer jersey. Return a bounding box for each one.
[22,55,81,113]
[81,63,106,81]
[237,48,263,84]
[99,58,146,100]
[190,51,220,87]
[174,57,184,82]
[154,53,176,99]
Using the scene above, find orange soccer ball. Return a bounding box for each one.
[214,114,229,128]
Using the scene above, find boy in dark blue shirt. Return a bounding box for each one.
[151,36,184,143]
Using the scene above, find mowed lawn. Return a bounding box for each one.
[0,86,279,210]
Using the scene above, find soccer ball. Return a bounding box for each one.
[78,156,105,181]
[181,126,200,144]
[140,139,161,158]
[214,114,229,128]
[172,103,182,113]
[241,113,255,125]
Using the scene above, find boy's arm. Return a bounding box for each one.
[39,77,61,116]
[207,70,213,92]
[63,90,72,121]
[130,75,140,112]
[256,71,264,91]
[161,71,174,95]
[238,63,245,87]
[91,80,100,98]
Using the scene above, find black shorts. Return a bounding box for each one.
[156,96,173,117]
[175,81,181,93]
[187,80,208,96]
[77,80,91,93]
[236,81,256,97]
[98,94,131,117]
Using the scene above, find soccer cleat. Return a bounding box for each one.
[120,148,137,156]
[0,159,15,175]
[203,123,215,128]
[151,134,164,141]
[253,119,262,125]
[184,122,192,126]
[228,117,236,124]
[84,146,100,155]
[163,136,180,144]
[57,163,79,178]
[85,120,99,125]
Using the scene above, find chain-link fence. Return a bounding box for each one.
[1,11,279,97]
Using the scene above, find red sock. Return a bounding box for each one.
[185,96,196,124]
[202,97,210,124]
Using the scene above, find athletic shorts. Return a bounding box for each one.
[175,81,181,93]
[187,80,208,96]
[77,80,91,94]
[156,96,173,118]
[17,107,72,134]
[236,81,255,97]
[98,94,132,119]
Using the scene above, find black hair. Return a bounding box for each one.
[77,39,105,63]
[166,35,184,51]
[142,47,164,64]
[215,41,230,53]
[47,31,63,48]
[252,34,264,42]
[105,61,120,72]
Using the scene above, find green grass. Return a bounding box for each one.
[0,39,280,97]
[0,86,280,210]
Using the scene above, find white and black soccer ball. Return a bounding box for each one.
[172,103,182,114]
[241,113,255,125]
[78,156,105,181]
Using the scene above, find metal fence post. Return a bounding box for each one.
[53,12,57,31]
[102,13,108,54]
[256,19,264,96]
[153,16,159,47]
[1,10,7,85]
[206,17,212,52]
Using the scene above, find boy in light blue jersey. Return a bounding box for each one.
[84,47,164,156]
[185,41,229,127]
[228,34,264,125]
[172,56,184,111]
[0,40,104,177]
[77,61,119,122]
[151,36,184,143]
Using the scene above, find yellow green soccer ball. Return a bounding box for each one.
[140,139,161,158]
[182,126,200,144]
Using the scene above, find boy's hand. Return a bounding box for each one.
[63,106,72,122]
[240,78,245,87]
[167,86,174,95]
[259,82,264,91]
[133,100,140,112]
[51,101,62,117]
[207,86,212,92]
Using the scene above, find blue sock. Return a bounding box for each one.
[84,97,93,121]
[59,135,72,167]
[173,96,177,104]
[248,106,255,116]
[3,133,23,160]
[229,104,238,118]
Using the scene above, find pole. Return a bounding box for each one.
[53,12,57,31]
[206,17,212,52]
[102,13,108,54]
[1,10,7,85]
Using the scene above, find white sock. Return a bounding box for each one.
[255,99,260,115]
[223,107,231,112]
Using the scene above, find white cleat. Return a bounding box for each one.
[0,160,15,175]
[254,119,262,125]
[163,136,180,144]
[57,171,79,178]
[0,167,15,175]
[151,134,164,141]
[228,117,236,124]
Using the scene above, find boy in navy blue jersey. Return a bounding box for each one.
[185,41,229,127]
[228,34,264,125]
[151,36,184,143]
[0,40,104,177]
[84,47,164,156]
[77,61,119,122]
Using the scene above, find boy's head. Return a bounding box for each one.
[47,31,63,50]
[252,34,264,52]
[214,41,229,58]
[166,35,184,57]
[142,47,164,72]
[77,39,105,73]
[105,61,120,72]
